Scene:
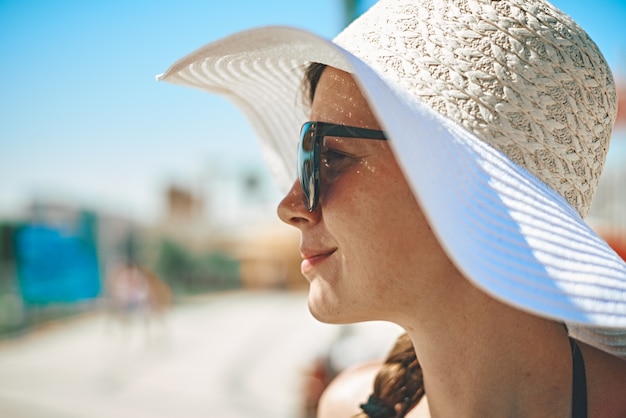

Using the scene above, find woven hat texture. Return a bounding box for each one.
[334,0,617,218]
[158,0,626,358]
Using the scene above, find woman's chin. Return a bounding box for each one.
[306,282,362,325]
[306,283,343,324]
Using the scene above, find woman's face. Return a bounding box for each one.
[277,67,457,325]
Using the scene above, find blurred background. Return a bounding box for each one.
[1,1,625,417]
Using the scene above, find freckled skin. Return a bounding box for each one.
[277,67,459,325]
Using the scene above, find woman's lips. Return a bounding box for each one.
[301,249,336,274]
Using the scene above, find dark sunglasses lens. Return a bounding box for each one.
[298,123,317,211]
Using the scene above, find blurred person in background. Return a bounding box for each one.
[104,260,171,342]
[159,0,626,416]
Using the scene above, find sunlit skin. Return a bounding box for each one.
[277,67,626,417]
[277,66,460,326]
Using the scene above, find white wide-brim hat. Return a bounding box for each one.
[159,0,626,358]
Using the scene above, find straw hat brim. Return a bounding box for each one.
[158,26,626,357]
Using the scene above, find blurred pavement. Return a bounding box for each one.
[0,291,402,418]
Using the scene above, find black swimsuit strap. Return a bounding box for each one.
[362,336,589,418]
[569,337,587,418]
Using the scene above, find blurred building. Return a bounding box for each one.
[0,200,146,335]
[153,175,304,292]
[232,223,303,290]
[167,184,204,222]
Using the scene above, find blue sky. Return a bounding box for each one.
[1,0,625,224]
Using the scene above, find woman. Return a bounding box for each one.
[160,0,626,416]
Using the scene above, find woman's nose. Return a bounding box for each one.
[277,180,320,227]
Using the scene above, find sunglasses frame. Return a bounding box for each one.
[298,121,387,212]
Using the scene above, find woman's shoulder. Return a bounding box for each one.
[316,360,383,418]
[316,360,431,418]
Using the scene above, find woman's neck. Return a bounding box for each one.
[400,284,573,417]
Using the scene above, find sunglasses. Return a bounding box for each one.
[298,121,387,212]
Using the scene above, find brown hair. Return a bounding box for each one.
[303,63,425,417]
[303,62,328,106]
[356,333,424,418]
